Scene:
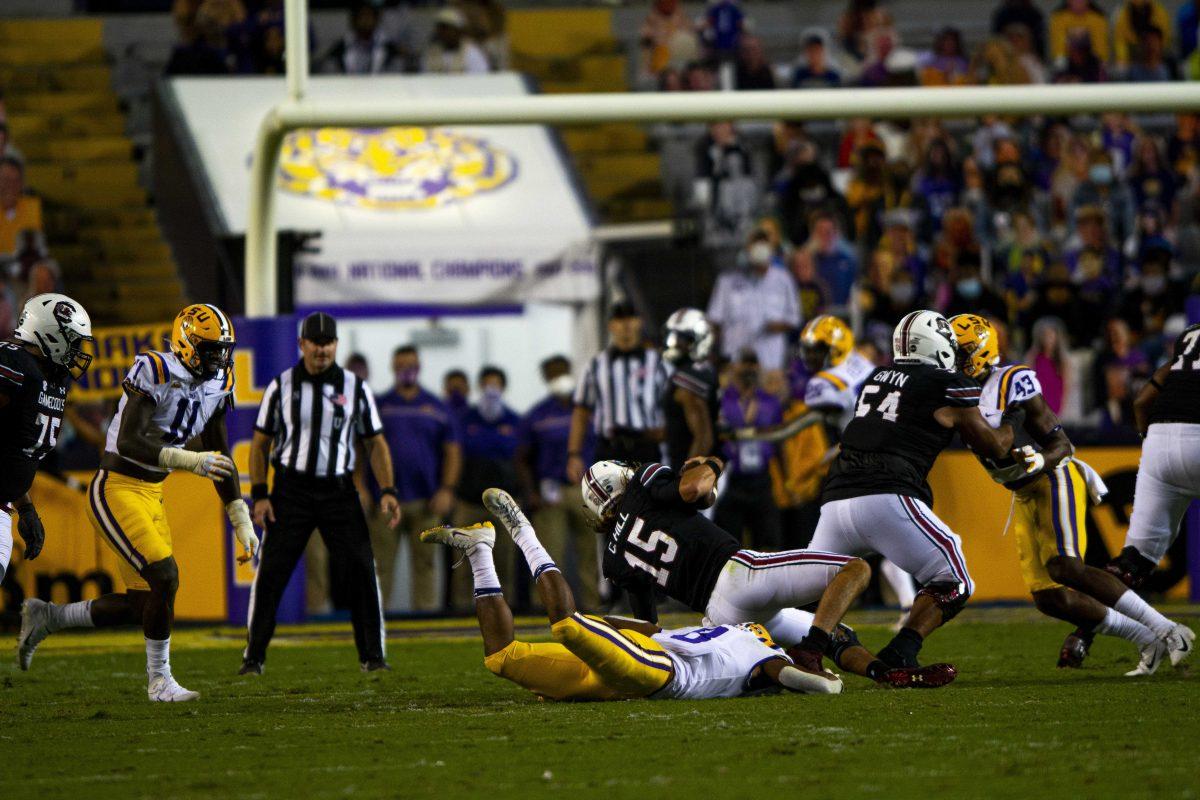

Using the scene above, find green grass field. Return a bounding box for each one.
[1,606,1196,800]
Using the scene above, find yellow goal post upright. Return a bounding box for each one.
[242,0,1200,317]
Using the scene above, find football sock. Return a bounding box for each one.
[1114,590,1174,638]
[797,626,831,654]
[511,522,558,581]
[879,627,924,668]
[468,543,502,599]
[865,660,890,681]
[1095,607,1156,647]
[146,636,171,679]
[48,600,95,632]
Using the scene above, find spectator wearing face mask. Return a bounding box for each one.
[714,351,783,550]
[943,254,1008,320]
[452,365,521,609]
[706,229,802,371]
[514,355,599,610]
[371,345,462,611]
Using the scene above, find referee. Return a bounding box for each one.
[566,302,668,485]
[243,312,400,674]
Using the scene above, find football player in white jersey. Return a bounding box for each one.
[800,315,917,621]
[950,314,1193,675]
[18,304,259,702]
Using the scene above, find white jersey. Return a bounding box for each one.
[804,350,876,432]
[652,623,785,700]
[976,363,1042,486]
[105,350,234,475]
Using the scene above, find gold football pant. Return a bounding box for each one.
[483,613,673,701]
[1012,461,1089,593]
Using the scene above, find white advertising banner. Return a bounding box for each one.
[168,74,596,307]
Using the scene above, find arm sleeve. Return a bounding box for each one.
[1005,366,1043,406]
[122,355,158,400]
[627,579,659,625]
[637,462,683,503]
[254,378,281,435]
[0,351,26,396]
[356,381,384,437]
[941,373,982,408]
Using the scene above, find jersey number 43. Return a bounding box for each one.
[624,517,679,587]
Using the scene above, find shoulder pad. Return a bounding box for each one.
[639,463,672,485]
[813,370,849,392]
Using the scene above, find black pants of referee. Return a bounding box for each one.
[245,471,385,665]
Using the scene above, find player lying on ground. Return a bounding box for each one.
[950,314,1193,676]
[436,488,955,697]
[18,304,259,702]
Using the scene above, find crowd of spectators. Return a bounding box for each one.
[661,0,1200,435]
[165,0,506,76]
[0,112,67,342]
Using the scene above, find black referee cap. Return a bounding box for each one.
[301,311,338,343]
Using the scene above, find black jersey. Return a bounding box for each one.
[0,341,69,502]
[821,362,981,507]
[1149,323,1200,426]
[603,462,741,621]
[661,361,719,469]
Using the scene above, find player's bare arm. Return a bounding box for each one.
[361,432,401,529]
[566,404,592,483]
[249,429,275,527]
[678,455,723,504]
[936,405,1014,460]
[432,440,461,516]
[601,616,661,636]
[1132,362,1171,436]
[1019,393,1074,471]
[676,387,713,459]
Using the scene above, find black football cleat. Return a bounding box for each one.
[1105,546,1157,590]
[238,659,264,676]
[876,663,957,689]
[361,658,391,673]
[1057,627,1094,669]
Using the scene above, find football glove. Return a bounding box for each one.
[16,503,45,560]
[159,448,235,480]
[226,499,259,564]
[1014,445,1045,475]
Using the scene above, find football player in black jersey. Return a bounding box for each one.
[0,294,93,586]
[809,310,1021,670]
[1100,322,1200,666]
[660,308,719,470]
[584,458,957,688]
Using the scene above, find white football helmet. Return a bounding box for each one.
[892,309,957,370]
[663,307,714,364]
[13,293,94,379]
[581,460,635,528]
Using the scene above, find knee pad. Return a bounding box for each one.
[917,581,970,622]
[827,623,861,670]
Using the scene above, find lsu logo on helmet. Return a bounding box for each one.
[172,304,235,380]
[948,313,999,379]
[800,315,854,369]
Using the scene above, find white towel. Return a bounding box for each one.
[1071,457,1109,505]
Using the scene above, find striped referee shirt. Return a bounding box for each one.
[254,364,383,477]
[573,346,668,438]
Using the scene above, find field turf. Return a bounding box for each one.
[0,606,1196,800]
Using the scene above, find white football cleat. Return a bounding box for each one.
[148,674,200,702]
[1165,623,1195,667]
[418,522,495,555]
[482,488,531,539]
[1124,638,1169,677]
[17,598,52,671]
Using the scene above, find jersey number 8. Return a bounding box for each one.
[624,517,679,588]
[855,385,901,422]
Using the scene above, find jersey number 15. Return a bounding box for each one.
[624,517,679,588]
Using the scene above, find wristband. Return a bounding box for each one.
[703,458,723,478]
[251,483,270,502]
[1149,377,1163,391]
[380,487,399,499]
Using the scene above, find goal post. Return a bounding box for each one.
[243,0,1200,316]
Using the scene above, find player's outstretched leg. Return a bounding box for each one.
[482,488,572,622]
[17,589,147,671]
[1031,586,1162,672]
[140,557,198,702]
[417,521,511,652]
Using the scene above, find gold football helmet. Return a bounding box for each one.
[171,303,235,379]
[800,315,854,372]
[948,313,999,379]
